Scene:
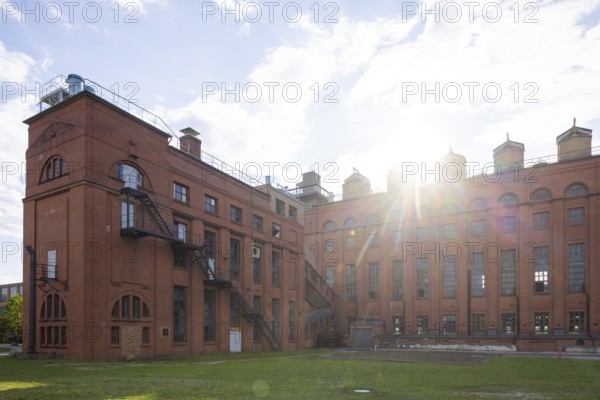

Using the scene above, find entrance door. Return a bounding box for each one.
[229,330,241,352]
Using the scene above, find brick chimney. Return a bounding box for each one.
[179,127,201,159]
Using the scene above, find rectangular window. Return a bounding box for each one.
[470,220,484,236]
[271,298,280,339]
[391,230,403,246]
[276,199,285,216]
[204,290,216,342]
[204,230,216,276]
[272,251,281,287]
[443,314,456,334]
[392,315,404,334]
[500,215,516,233]
[533,211,549,230]
[443,259,456,298]
[534,246,549,294]
[472,314,485,335]
[253,249,262,284]
[173,182,189,203]
[252,214,263,232]
[368,262,379,301]
[1,288,7,302]
[289,206,297,222]
[568,243,585,292]
[204,195,218,214]
[288,300,297,341]
[417,315,428,335]
[173,248,187,269]
[120,201,134,229]
[416,258,429,298]
[367,233,379,248]
[173,286,187,343]
[345,236,356,250]
[442,224,456,240]
[111,326,120,346]
[569,312,585,334]
[252,295,261,314]
[230,206,242,224]
[272,223,281,239]
[346,264,356,302]
[325,266,335,288]
[47,249,57,280]
[174,221,187,242]
[501,249,516,296]
[230,239,240,279]
[230,293,241,327]
[534,312,549,334]
[502,313,517,334]
[471,252,485,297]
[567,207,585,225]
[142,327,150,345]
[416,227,427,242]
[391,260,403,300]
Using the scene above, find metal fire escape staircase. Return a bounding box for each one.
[119,187,280,349]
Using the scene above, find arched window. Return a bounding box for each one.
[470,198,487,210]
[565,183,587,197]
[344,217,357,228]
[42,156,66,182]
[366,214,379,225]
[531,188,551,202]
[117,163,142,189]
[40,293,68,348]
[111,294,151,347]
[323,220,336,231]
[499,193,518,206]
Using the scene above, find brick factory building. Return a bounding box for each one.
[22,75,334,359]
[303,125,600,351]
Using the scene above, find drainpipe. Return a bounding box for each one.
[26,245,36,354]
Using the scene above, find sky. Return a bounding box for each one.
[1,0,600,283]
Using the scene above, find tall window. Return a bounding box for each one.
[568,243,585,292]
[252,214,263,232]
[443,314,456,335]
[470,220,484,236]
[272,251,281,287]
[499,215,516,233]
[569,312,585,334]
[534,246,549,293]
[276,199,285,216]
[230,293,240,327]
[204,230,216,275]
[416,315,428,335]
[325,266,335,288]
[345,264,356,302]
[345,236,356,250]
[204,290,216,342]
[117,163,142,189]
[471,252,485,297]
[39,293,68,348]
[416,227,427,242]
[534,312,549,334]
[47,249,57,280]
[501,249,516,296]
[288,206,297,221]
[271,298,280,339]
[416,258,429,298]
[368,262,379,300]
[230,239,240,279]
[121,201,134,229]
[288,300,297,341]
[391,260,403,300]
[173,182,189,203]
[173,286,187,343]
[533,212,549,230]
[367,233,379,248]
[502,313,517,334]
[272,223,281,239]
[472,314,485,335]
[230,206,242,224]
[391,230,403,246]
[567,207,585,225]
[443,258,456,298]
[204,195,218,214]
[44,156,66,181]
[174,221,187,242]
[442,224,456,240]
[253,248,262,284]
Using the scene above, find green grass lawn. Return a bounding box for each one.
[0,350,599,399]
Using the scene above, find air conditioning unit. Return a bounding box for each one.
[252,245,261,259]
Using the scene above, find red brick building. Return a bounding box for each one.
[304,127,600,351]
[22,75,335,359]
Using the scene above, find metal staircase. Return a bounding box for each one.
[119,187,280,349]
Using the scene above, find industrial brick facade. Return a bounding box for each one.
[22,87,310,359]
